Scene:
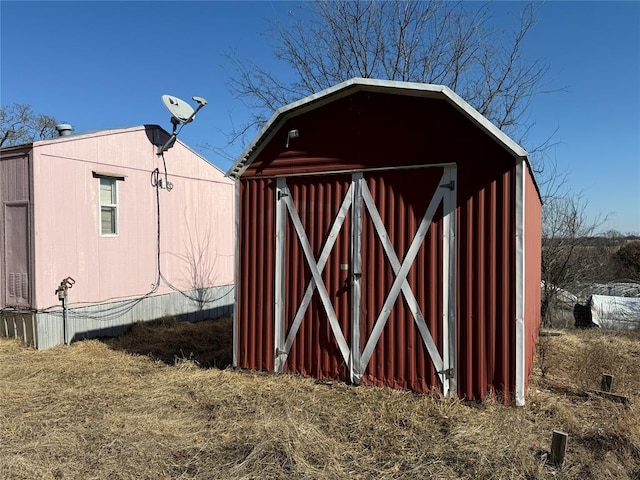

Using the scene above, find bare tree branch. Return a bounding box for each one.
[0,103,59,147]
[224,0,555,161]
[541,193,610,327]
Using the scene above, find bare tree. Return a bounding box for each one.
[541,194,608,327]
[0,103,59,147]
[226,0,550,159]
[226,0,597,328]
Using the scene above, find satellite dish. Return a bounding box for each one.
[162,95,196,124]
[157,93,208,155]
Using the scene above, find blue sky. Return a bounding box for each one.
[1,1,639,234]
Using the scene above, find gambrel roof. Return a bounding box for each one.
[226,77,529,180]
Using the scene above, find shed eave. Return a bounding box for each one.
[225,77,529,179]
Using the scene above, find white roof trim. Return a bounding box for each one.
[226,78,529,179]
[31,125,153,147]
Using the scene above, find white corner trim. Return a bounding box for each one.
[514,159,526,406]
[232,180,240,368]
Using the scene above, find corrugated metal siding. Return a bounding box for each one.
[0,311,36,346]
[457,163,516,402]
[237,178,276,371]
[236,164,533,402]
[238,169,450,391]
[244,93,495,179]
[524,168,542,392]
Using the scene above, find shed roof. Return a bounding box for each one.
[226,77,530,179]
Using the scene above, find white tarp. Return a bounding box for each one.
[540,281,578,307]
[590,295,640,329]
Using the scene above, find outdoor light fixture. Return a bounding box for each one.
[286,128,299,148]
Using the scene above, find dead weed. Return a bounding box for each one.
[1,320,639,479]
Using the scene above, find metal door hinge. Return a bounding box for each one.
[440,181,455,190]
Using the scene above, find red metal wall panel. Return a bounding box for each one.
[237,178,276,371]
[524,167,542,392]
[457,162,517,402]
[244,92,504,179]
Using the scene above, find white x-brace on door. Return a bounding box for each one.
[274,165,457,395]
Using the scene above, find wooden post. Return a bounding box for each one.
[550,430,568,466]
[601,374,614,393]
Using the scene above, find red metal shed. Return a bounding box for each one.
[227,78,541,405]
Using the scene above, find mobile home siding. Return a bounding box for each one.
[29,127,234,310]
[1,126,235,348]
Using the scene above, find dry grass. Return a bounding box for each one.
[1,318,639,480]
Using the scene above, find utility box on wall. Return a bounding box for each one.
[228,78,542,406]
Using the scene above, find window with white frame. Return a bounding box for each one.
[99,177,118,236]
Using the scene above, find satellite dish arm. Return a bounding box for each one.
[157,132,177,156]
[183,102,206,124]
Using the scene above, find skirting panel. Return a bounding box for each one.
[1,284,234,350]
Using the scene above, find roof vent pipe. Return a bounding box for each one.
[56,124,73,137]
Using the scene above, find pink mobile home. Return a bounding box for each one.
[1,125,234,349]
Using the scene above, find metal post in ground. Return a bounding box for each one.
[55,277,75,346]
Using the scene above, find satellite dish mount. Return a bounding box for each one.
[157,94,208,155]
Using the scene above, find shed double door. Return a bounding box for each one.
[274,166,457,395]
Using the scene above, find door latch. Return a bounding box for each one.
[438,367,455,379]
